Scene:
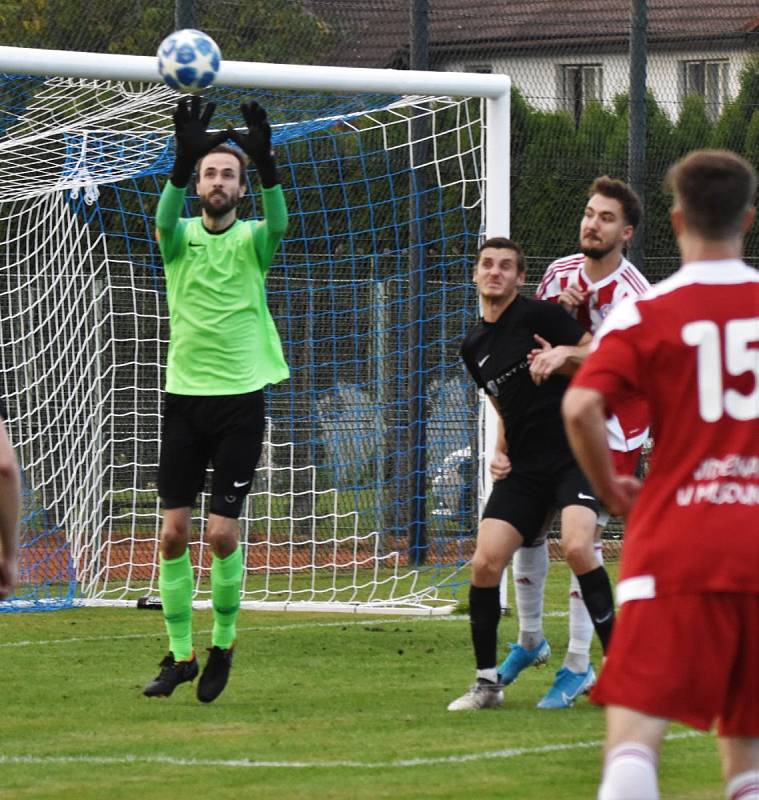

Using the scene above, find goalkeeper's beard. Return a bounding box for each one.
[201,190,240,219]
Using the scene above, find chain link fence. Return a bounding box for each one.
[0,1,756,572]
[1,0,756,281]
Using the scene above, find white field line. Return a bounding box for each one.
[0,615,462,648]
[0,610,570,650]
[0,732,701,770]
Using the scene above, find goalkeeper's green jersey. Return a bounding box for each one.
[156,181,289,395]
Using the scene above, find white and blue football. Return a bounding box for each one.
[157,29,221,94]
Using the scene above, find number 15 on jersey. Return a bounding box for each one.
[682,317,759,422]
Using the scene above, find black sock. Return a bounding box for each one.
[469,584,501,670]
[577,566,615,653]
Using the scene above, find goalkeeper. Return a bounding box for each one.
[143,96,288,703]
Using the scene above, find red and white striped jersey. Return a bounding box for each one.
[536,253,651,455]
[536,253,651,333]
[571,259,759,598]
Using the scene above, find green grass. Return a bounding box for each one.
[0,561,721,799]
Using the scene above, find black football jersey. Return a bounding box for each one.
[461,294,586,471]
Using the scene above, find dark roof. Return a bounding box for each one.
[305,0,759,68]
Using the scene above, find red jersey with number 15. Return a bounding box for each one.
[572,259,759,599]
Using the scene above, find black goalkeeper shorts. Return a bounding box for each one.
[158,390,265,519]
[481,462,599,545]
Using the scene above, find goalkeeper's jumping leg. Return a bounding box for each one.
[143,509,197,698]
[196,515,243,703]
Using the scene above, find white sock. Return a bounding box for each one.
[512,541,549,650]
[565,544,603,671]
[726,770,759,799]
[598,743,659,800]
[476,667,498,684]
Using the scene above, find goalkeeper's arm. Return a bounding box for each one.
[156,182,187,263]
[156,97,228,261]
[227,100,288,269]
[253,185,288,271]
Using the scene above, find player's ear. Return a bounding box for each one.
[621,224,634,244]
[741,205,755,235]
[670,205,684,237]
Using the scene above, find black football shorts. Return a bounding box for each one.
[481,462,599,545]
[158,390,265,519]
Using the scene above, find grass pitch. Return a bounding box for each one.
[0,561,721,799]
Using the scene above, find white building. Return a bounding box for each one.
[444,45,753,123]
[307,1,759,122]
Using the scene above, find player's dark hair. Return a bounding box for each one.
[588,176,642,230]
[665,149,757,240]
[196,144,249,185]
[476,237,526,274]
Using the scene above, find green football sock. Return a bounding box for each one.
[159,550,194,661]
[211,545,242,650]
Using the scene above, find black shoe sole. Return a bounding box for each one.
[143,665,199,698]
[143,683,194,698]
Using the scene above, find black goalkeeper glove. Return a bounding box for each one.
[170,96,229,188]
[227,100,280,188]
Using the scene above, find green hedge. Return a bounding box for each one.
[511,57,759,284]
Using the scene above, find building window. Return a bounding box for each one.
[561,64,603,125]
[681,59,728,121]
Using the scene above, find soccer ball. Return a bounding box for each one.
[157,29,221,94]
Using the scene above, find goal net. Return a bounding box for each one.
[0,60,508,613]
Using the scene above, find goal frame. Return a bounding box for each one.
[0,45,509,614]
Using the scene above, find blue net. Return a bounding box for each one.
[0,76,488,610]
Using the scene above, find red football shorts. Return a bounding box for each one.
[611,447,642,477]
[592,592,759,736]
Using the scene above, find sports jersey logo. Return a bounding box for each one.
[477,354,491,367]
[486,359,529,397]
[598,303,613,319]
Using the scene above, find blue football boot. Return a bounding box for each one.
[536,665,597,709]
[497,639,551,686]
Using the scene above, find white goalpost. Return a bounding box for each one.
[0,45,509,615]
